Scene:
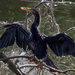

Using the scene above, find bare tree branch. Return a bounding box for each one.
[26,67,34,75]
[17,63,75,74]
[0,55,31,61]
[19,63,75,74]
[16,63,26,75]
[0,50,23,75]
[65,27,75,33]
[43,64,75,73]
[19,64,38,68]
[0,52,75,74]
[34,1,75,8]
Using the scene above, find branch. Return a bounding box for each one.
[18,63,75,74]
[34,1,75,8]
[43,64,75,73]
[26,67,34,75]
[25,1,75,17]
[0,54,75,74]
[65,27,75,33]
[0,50,23,75]
[16,63,26,75]
[0,55,31,61]
[19,64,38,68]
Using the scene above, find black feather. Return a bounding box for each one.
[0,23,30,50]
[0,27,15,49]
[45,33,75,56]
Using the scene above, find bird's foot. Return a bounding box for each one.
[35,58,44,69]
[28,56,35,62]
[37,61,43,69]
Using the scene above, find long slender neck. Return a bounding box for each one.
[32,12,40,27]
[31,11,40,32]
[31,11,40,40]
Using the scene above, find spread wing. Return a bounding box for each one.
[45,33,75,57]
[0,23,30,50]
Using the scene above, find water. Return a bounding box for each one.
[0,0,75,75]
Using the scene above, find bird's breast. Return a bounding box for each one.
[29,36,47,59]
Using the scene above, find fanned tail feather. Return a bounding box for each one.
[44,56,58,72]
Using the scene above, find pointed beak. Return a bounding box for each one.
[21,7,34,12]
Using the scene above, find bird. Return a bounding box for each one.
[0,7,75,72]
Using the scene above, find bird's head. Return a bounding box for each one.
[21,7,40,25]
[21,7,39,15]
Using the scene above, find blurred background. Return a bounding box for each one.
[0,0,75,75]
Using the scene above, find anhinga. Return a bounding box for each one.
[0,7,75,72]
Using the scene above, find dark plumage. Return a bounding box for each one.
[0,7,75,72]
